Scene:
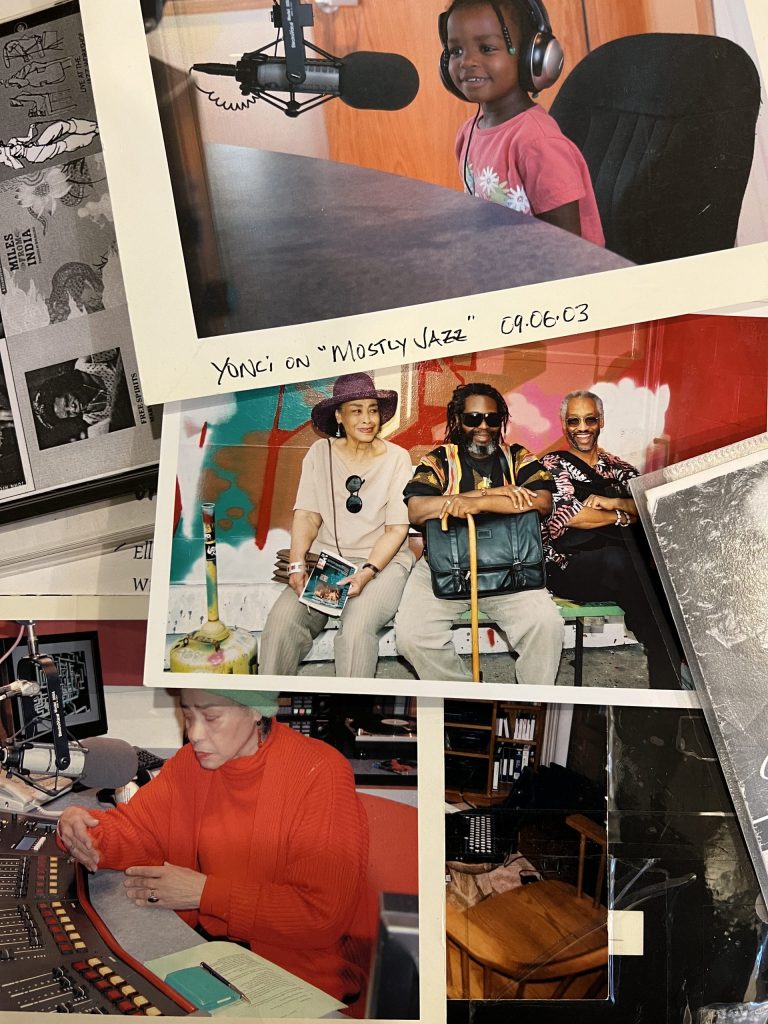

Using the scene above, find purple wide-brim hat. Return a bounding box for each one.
[311,372,399,436]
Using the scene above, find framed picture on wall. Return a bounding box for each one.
[0,629,108,742]
[0,2,160,523]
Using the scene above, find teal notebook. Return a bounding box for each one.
[165,966,241,1011]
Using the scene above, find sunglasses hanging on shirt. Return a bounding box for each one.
[345,475,365,513]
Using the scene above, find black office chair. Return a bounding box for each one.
[550,34,761,264]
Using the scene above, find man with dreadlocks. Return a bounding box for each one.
[395,382,563,684]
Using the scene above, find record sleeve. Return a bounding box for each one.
[631,433,768,905]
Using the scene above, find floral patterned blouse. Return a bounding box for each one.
[540,449,638,568]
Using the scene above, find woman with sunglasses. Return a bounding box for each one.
[259,373,415,677]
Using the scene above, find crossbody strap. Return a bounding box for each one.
[327,438,345,559]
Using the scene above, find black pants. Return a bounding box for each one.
[548,544,680,689]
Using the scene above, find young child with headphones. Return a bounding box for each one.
[439,0,604,245]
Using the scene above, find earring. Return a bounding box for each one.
[336,423,342,437]
[509,46,517,55]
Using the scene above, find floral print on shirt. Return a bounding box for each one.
[467,162,532,214]
[540,449,639,569]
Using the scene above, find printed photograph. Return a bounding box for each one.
[636,437,768,906]
[145,313,768,697]
[25,345,134,450]
[0,2,99,184]
[0,4,150,516]
[0,152,125,337]
[0,616,420,1018]
[0,338,31,496]
[445,703,768,1019]
[99,0,768,405]
[445,700,607,1000]
[0,392,25,489]
[0,305,159,503]
[148,0,767,324]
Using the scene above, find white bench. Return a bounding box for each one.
[167,584,629,685]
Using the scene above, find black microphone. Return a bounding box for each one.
[193,50,419,111]
[1,738,139,789]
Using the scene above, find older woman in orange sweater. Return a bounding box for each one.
[56,689,369,1005]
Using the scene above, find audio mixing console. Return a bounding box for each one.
[0,811,196,1015]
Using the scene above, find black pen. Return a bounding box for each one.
[199,961,251,1005]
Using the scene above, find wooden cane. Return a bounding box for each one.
[441,511,481,683]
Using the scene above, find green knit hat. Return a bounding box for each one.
[212,690,279,717]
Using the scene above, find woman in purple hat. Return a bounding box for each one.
[260,373,415,677]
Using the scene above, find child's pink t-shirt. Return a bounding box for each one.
[455,105,605,247]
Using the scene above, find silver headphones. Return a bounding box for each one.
[438,0,564,97]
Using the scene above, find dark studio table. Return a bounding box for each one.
[182,147,633,335]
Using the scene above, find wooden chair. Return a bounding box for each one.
[446,813,608,1000]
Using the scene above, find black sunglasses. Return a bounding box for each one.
[461,412,503,428]
[565,415,600,428]
[345,475,364,513]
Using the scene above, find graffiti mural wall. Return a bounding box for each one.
[170,315,768,590]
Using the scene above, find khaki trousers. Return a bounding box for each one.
[394,557,563,684]
[259,558,411,678]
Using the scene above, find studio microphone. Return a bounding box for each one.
[0,680,40,701]
[193,50,420,111]
[15,619,70,770]
[1,737,139,789]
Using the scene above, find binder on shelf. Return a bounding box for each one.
[513,746,523,780]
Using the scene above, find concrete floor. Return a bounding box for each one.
[296,643,651,687]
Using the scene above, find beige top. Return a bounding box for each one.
[294,439,414,571]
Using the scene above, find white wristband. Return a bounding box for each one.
[288,562,305,575]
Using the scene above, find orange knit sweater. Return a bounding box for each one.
[85,723,369,1002]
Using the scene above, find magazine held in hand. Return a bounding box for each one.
[299,551,357,616]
